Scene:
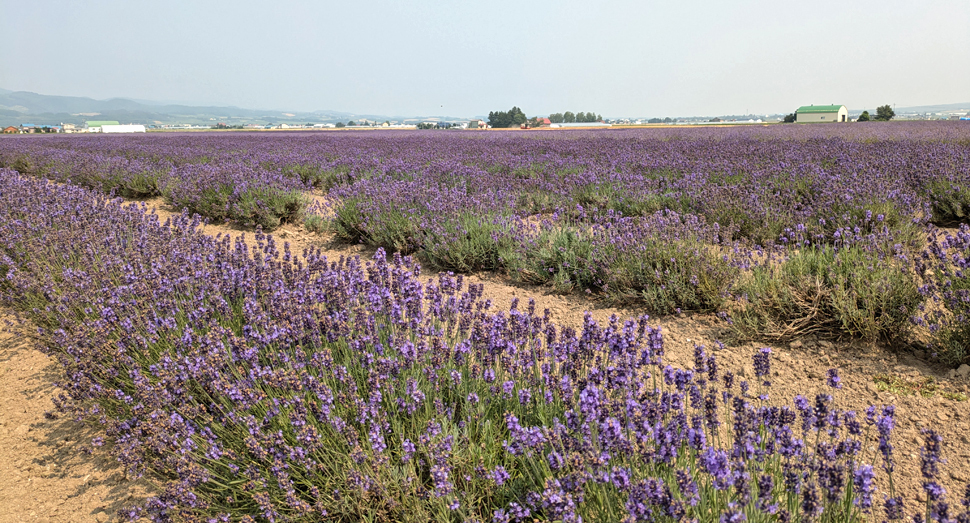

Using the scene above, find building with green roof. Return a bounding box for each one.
[795,105,848,123]
[85,120,121,132]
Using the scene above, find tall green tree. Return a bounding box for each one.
[549,113,564,124]
[875,105,895,121]
[857,111,870,122]
[783,113,796,123]
[563,111,576,123]
[487,107,528,128]
[510,107,527,126]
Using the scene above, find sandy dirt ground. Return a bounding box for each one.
[0,314,153,522]
[1,197,969,520]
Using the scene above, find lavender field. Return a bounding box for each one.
[3,124,970,358]
[1,124,970,522]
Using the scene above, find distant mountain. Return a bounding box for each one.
[0,88,472,127]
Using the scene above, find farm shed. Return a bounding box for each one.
[101,124,147,133]
[795,105,848,123]
[85,120,121,132]
[2,126,19,134]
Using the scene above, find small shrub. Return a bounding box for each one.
[421,214,513,272]
[233,187,309,230]
[932,324,970,366]
[330,197,368,243]
[927,179,970,225]
[101,169,166,198]
[166,184,234,222]
[817,200,910,238]
[166,183,308,230]
[330,197,421,253]
[605,238,736,314]
[614,193,688,217]
[303,213,327,234]
[515,190,560,214]
[503,225,605,293]
[572,182,689,217]
[917,225,970,364]
[282,163,354,189]
[730,245,920,342]
[703,199,790,245]
[8,154,49,176]
[505,213,735,314]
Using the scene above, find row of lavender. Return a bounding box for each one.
[1,125,969,361]
[0,140,310,229]
[2,124,968,238]
[2,168,968,522]
[2,126,967,239]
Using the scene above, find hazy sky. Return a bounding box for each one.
[2,0,968,117]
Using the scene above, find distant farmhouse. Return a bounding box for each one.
[796,105,848,123]
[102,124,146,133]
[83,121,146,133]
[85,120,121,132]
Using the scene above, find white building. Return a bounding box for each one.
[795,105,848,123]
[84,120,121,132]
[549,122,613,128]
[101,124,147,133]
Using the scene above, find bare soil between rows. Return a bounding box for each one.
[1,197,969,521]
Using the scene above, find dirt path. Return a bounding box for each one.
[0,315,152,522]
[0,198,968,520]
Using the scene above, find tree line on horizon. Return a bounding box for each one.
[487,107,604,128]
[548,111,602,124]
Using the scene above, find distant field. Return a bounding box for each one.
[2,123,970,522]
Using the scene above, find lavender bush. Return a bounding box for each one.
[502,209,737,314]
[2,169,969,522]
[163,161,309,229]
[730,219,923,343]
[1,123,969,350]
[917,224,970,363]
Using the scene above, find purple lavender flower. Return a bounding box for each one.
[921,429,944,481]
[753,347,771,378]
[611,467,632,491]
[542,478,579,523]
[720,503,747,523]
[826,368,842,389]
[676,469,700,506]
[925,482,946,502]
[885,496,905,521]
[853,464,875,511]
[801,482,822,519]
[490,466,511,486]
[547,450,564,471]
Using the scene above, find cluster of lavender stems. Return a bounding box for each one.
[2,168,970,522]
[5,125,969,355]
